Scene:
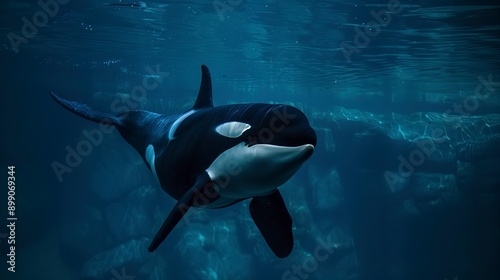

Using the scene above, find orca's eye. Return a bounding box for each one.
[215,122,251,138]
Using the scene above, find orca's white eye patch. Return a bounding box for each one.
[215,122,251,138]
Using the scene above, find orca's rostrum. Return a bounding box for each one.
[50,65,316,258]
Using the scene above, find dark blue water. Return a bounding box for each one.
[1,1,499,279]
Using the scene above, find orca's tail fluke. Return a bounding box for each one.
[50,92,123,127]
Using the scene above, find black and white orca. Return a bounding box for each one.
[50,65,316,258]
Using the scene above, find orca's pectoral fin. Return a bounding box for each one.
[249,190,293,258]
[49,91,122,126]
[148,172,219,252]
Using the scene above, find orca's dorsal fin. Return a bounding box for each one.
[192,64,213,109]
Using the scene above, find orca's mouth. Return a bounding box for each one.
[244,127,317,148]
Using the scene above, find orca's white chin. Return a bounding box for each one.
[205,143,314,208]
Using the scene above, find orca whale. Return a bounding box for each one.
[50,65,316,258]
